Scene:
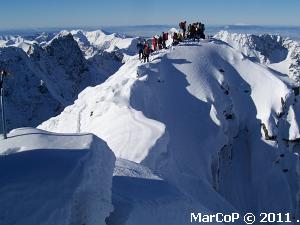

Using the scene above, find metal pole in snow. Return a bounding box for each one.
[0,70,7,139]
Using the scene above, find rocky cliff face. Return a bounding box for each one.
[0,47,62,130]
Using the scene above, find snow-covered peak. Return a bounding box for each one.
[2,29,300,223]
[0,35,36,52]
[214,30,300,83]
[34,29,139,59]
[33,32,56,45]
[214,31,286,63]
[39,40,300,218]
[45,32,87,77]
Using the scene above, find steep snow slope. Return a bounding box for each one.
[215,31,300,83]
[39,39,300,221]
[0,127,115,225]
[39,58,165,162]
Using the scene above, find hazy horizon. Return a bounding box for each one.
[1,24,300,41]
[0,0,299,30]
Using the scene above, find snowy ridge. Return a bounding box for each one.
[39,58,166,162]
[2,29,300,224]
[0,29,139,59]
[0,127,115,225]
[71,30,138,57]
[214,30,300,83]
[39,39,300,222]
[0,35,36,52]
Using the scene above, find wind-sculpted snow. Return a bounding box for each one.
[108,158,240,225]
[215,30,300,83]
[0,127,115,225]
[39,39,300,222]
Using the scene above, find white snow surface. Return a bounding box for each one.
[109,158,241,225]
[0,127,115,225]
[39,39,300,221]
[2,29,300,224]
[214,30,300,83]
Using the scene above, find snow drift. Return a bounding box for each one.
[0,127,115,225]
[108,158,238,225]
[39,38,300,222]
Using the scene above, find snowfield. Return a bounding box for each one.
[1,29,300,224]
[0,127,115,225]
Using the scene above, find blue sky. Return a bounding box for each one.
[0,0,299,30]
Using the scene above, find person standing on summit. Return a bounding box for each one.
[143,44,150,63]
[162,32,168,49]
[179,21,187,38]
[152,36,158,51]
[157,35,163,50]
[136,41,144,60]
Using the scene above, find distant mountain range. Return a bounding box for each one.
[1,25,300,40]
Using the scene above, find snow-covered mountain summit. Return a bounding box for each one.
[2,29,300,224]
[69,30,138,58]
[39,38,300,221]
[215,30,300,83]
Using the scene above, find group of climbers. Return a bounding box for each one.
[173,21,206,45]
[137,32,169,62]
[136,20,206,62]
[152,32,169,51]
[177,21,205,40]
[188,22,205,40]
[172,31,184,46]
[179,21,205,40]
